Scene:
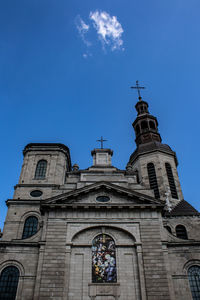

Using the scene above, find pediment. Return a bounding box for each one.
[41,181,163,207]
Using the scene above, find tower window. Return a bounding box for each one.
[141,120,148,130]
[92,234,117,283]
[0,266,19,300]
[147,163,160,198]
[135,124,140,135]
[188,265,200,299]
[35,160,47,179]
[22,216,38,239]
[149,121,156,130]
[176,225,188,239]
[165,163,178,199]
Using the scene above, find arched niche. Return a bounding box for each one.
[71,225,136,246]
[68,226,141,300]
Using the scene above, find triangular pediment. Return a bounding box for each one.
[41,181,163,207]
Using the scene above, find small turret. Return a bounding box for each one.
[133,99,162,146]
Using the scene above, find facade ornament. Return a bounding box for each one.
[72,164,79,171]
[126,163,134,174]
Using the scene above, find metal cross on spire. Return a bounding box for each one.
[131,80,145,100]
[96,136,107,149]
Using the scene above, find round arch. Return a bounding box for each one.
[71,225,136,245]
[0,260,25,276]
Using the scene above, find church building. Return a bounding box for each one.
[0,86,200,300]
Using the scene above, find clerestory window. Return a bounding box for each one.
[0,266,19,300]
[35,160,47,179]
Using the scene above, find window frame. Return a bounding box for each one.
[22,216,38,239]
[92,233,117,283]
[188,265,200,300]
[0,266,20,300]
[175,224,188,240]
[165,162,178,199]
[147,162,160,199]
[34,159,47,180]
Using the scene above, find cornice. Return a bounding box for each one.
[14,184,60,189]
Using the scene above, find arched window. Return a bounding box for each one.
[147,163,160,198]
[35,160,47,179]
[188,265,200,299]
[176,225,188,240]
[165,163,178,199]
[135,124,140,135]
[22,216,38,239]
[149,121,156,130]
[0,266,19,300]
[92,234,117,283]
[141,120,148,130]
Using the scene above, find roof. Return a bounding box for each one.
[165,200,199,217]
[128,141,178,166]
[23,143,70,156]
[41,181,164,207]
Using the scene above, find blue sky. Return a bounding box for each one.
[0,0,200,229]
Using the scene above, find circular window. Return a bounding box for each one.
[30,190,43,197]
[96,196,110,203]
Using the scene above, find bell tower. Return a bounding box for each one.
[128,81,183,205]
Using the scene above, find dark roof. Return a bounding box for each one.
[165,200,199,217]
[128,141,178,166]
[23,143,70,155]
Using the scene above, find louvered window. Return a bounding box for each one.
[0,266,19,300]
[22,216,38,239]
[176,225,188,239]
[188,265,200,299]
[147,163,160,198]
[35,160,47,179]
[165,163,178,199]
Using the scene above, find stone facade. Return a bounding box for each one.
[0,98,199,300]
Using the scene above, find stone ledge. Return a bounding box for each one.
[88,283,120,297]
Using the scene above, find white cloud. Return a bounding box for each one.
[75,16,91,47]
[89,10,124,50]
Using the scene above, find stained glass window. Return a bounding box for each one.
[188,265,200,300]
[92,234,117,283]
[0,266,19,300]
[35,160,47,179]
[22,216,38,239]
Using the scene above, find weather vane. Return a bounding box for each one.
[97,136,107,149]
[131,80,145,100]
